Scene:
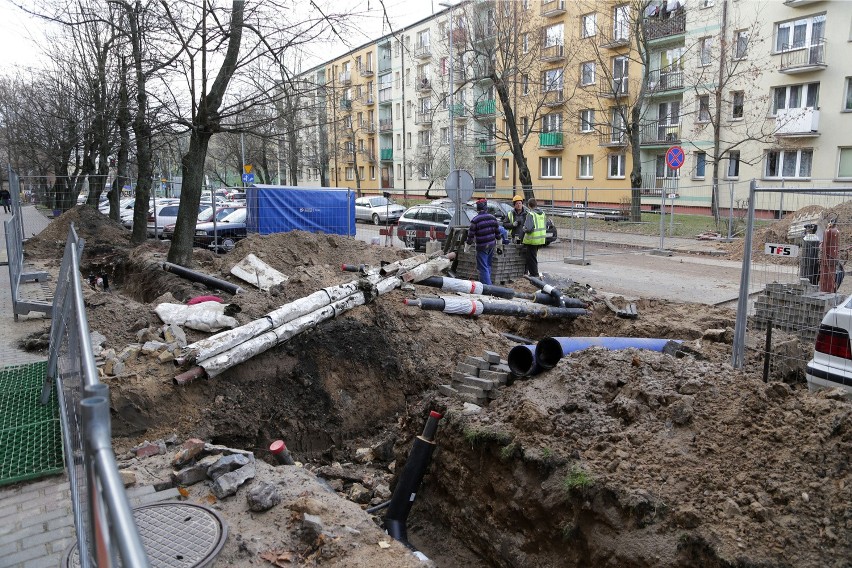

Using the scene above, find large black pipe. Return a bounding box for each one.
[536,337,682,370]
[384,411,442,548]
[525,275,563,301]
[404,297,586,318]
[507,344,540,376]
[162,262,243,295]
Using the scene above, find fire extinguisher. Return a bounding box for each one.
[819,218,840,293]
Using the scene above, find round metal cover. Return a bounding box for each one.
[65,502,228,567]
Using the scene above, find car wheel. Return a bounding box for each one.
[372,213,380,225]
[222,238,236,252]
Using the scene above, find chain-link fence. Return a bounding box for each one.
[40,222,149,567]
[731,182,852,390]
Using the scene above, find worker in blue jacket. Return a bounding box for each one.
[466,199,502,285]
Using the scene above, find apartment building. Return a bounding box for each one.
[293,0,852,207]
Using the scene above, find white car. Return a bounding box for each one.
[805,297,852,397]
[354,196,406,225]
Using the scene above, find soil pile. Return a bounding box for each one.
[25,206,131,261]
[21,209,851,567]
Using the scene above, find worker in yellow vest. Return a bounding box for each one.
[521,198,547,278]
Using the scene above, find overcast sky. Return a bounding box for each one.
[0,0,442,72]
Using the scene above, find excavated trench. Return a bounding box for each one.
[23,208,852,567]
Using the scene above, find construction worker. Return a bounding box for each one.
[505,194,527,242]
[521,198,547,278]
[466,199,501,285]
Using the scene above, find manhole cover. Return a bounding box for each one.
[65,502,227,567]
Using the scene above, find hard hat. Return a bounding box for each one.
[512,195,524,203]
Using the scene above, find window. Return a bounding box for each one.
[542,113,562,133]
[370,166,376,180]
[359,166,365,180]
[608,154,626,178]
[580,109,595,132]
[522,74,529,95]
[581,62,595,86]
[727,150,741,178]
[521,117,529,135]
[612,56,628,95]
[522,33,529,53]
[838,147,852,179]
[542,69,564,91]
[407,132,412,148]
[578,155,593,179]
[771,82,819,115]
[417,29,430,49]
[656,155,680,179]
[419,163,430,179]
[544,23,564,48]
[345,167,355,181]
[540,157,562,178]
[765,149,812,178]
[613,5,629,42]
[731,91,744,119]
[396,134,402,149]
[701,0,715,8]
[396,164,402,179]
[699,37,712,66]
[845,78,852,111]
[694,152,706,179]
[698,95,711,122]
[456,125,466,142]
[503,159,510,179]
[487,160,496,177]
[775,15,825,53]
[418,130,432,147]
[440,127,449,144]
[581,13,596,38]
[733,30,749,59]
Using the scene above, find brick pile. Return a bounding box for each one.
[752,280,842,344]
[454,244,526,285]
[439,350,513,405]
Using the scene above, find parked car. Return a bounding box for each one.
[396,204,477,251]
[194,207,247,252]
[453,199,558,245]
[805,297,852,397]
[148,202,203,237]
[355,196,406,225]
[162,205,240,240]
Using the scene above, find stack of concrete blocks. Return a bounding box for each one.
[438,351,512,405]
[454,244,527,285]
[752,280,842,344]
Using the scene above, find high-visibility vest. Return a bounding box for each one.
[523,211,547,246]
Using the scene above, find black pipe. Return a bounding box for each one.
[384,410,442,548]
[162,262,243,295]
[762,320,772,383]
[508,344,540,376]
[404,297,586,318]
[502,332,535,345]
[418,276,516,299]
[525,275,563,300]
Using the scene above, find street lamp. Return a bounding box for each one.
[439,1,460,224]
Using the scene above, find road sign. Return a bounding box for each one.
[243,164,253,174]
[665,146,685,170]
[444,169,475,227]
[242,173,255,184]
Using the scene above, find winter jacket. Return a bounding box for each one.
[522,208,547,246]
[506,207,528,240]
[467,212,501,250]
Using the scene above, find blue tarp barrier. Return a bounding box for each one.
[246,186,355,236]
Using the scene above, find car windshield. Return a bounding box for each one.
[221,208,246,223]
[369,197,392,207]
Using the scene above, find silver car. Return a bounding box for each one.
[354,196,406,225]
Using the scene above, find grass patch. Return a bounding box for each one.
[562,465,594,493]
[550,212,773,239]
[463,427,512,449]
[499,442,518,461]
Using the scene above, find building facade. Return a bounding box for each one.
[293,0,852,210]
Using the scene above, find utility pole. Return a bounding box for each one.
[439,1,459,222]
[240,132,247,188]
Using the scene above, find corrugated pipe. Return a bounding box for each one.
[536,337,683,370]
[162,262,243,295]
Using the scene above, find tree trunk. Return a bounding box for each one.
[113,60,131,221]
[628,105,643,222]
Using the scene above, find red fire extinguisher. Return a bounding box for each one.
[819,219,840,293]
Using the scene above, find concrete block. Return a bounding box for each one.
[462,375,495,390]
[490,363,511,373]
[482,351,501,364]
[455,384,487,397]
[479,369,508,384]
[487,387,501,399]
[455,363,479,376]
[464,356,490,370]
[438,384,458,397]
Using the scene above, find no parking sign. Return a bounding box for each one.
[665,146,685,170]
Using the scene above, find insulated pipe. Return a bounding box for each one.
[162,262,243,295]
[384,411,442,548]
[507,344,540,377]
[403,297,587,318]
[269,440,296,465]
[525,275,562,301]
[418,276,516,299]
[536,337,682,370]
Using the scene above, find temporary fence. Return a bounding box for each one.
[40,223,149,567]
[4,167,52,320]
[731,181,852,383]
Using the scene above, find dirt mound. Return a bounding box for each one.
[25,206,132,261]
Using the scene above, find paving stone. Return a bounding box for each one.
[464,356,490,370]
[482,350,501,364]
[455,363,479,376]
[479,369,509,384]
[461,375,495,390]
[438,384,458,397]
[455,384,487,397]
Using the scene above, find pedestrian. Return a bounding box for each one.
[505,194,527,242]
[521,198,547,278]
[0,187,11,214]
[466,198,501,285]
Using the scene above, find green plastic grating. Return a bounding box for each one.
[0,361,64,486]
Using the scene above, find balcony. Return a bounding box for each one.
[543,89,564,107]
[450,103,467,120]
[363,94,375,106]
[647,67,684,93]
[775,107,820,137]
[599,77,628,98]
[599,30,630,49]
[454,68,467,83]
[380,148,394,161]
[540,0,566,17]
[415,111,433,126]
[378,55,392,75]
[378,88,392,103]
[783,0,822,5]
[538,131,564,150]
[779,40,827,74]
[417,76,432,92]
[340,98,352,111]
[479,141,497,155]
[338,71,352,85]
[379,118,393,132]
[475,99,496,117]
[358,65,374,78]
[362,123,376,134]
[415,43,432,59]
[474,176,496,190]
[598,126,627,147]
[360,149,377,163]
[640,120,681,146]
[645,12,686,42]
[417,144,431,158]
[640,173,679,196]
[540,44,565,63]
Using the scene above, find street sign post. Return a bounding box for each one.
[242,173,255,184]
[444,169,474,227]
